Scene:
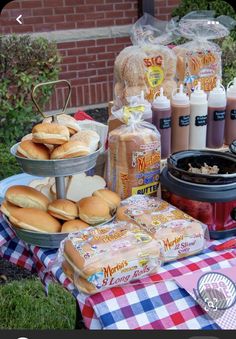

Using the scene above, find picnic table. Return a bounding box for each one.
[1,211,236,330]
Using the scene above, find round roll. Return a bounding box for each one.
[32,123,70,145]
[48,199,78,221]
[50,140,90,159]
[77,196,111,225]
[92,189,120,214]
[0,200,20,218]
[71,130,100,152]
[17,140,50,160]
[43,114,80,136]
[21,133,32,141]
[6,185,50,211]
[9,208,61,233]
[61,219,89,233]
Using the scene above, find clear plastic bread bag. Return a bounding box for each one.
[107,95,161,200]
[116,195,209,263]
[113,13,177,108]
[56,221,164,295]
[173,10,236,94]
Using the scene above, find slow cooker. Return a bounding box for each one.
[160,150,236,239]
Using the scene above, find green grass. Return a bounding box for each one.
[0,278,76,329]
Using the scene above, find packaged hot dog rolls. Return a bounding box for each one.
[121,195,208,263]
[173,11,235,94]
[107,98,161,199]
[59,221,163,294]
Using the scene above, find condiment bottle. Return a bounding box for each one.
[152,87,171,159]
[171,84,190,153]
[189,82,208,149]
[225,77,236,145]
[206,80,226,148]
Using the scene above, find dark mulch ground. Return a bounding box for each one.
[0,107,109,283]
[86,107,108,124]
[0,258,34,284]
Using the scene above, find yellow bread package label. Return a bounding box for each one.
[144,56,165,101]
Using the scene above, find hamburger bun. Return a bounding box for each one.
[6,185,50,211]
[9,208,61,233]
[92,189,120,214]
[21,133,32,141]
[50,140,90,159]
[0,200,20,218]
[32,123,70,145]
[77,196,111,225]
[17,140,50,160]
[71,130,100,152]
[61,219,89,233]
[48,199,78,220]
[43,114,80,135]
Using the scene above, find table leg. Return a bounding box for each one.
[75,300,86,330]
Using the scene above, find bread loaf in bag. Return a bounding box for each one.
[107,102,161,199]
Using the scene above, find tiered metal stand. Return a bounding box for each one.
[6,80,101,329]
[8,80,102,247]
[18,80,101,199]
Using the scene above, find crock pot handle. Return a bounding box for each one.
[230,207,236,220]
[229,139,236,155]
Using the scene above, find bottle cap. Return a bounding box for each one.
[190,82,207,103]
[208,79,226,105]
[227,77,236,97]
[172,84,189,105]
[152,88,170,109]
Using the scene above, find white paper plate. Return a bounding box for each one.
[0,173,42,204]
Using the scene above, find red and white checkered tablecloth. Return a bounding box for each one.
[1,212,236,329]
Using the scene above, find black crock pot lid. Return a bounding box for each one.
[160,167,236,202]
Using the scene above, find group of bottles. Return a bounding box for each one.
[150,79,236,159]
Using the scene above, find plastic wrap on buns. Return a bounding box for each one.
[57,221,163,294]
[107,98,161,200]
[119,195,209,263]
[113,14,177,106]
[173,11,236,93]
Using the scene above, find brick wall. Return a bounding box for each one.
[0,0,180,111]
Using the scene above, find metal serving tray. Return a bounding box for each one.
[11,143,102,177]
[3,214,115,249]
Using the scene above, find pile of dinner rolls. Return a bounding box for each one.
[0,185,121,234]
[17,114,100,160]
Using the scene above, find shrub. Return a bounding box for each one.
[172,0,236,87]
[0,35,61,180]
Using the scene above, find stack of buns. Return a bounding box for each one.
[61,221,162,294]
[114,45,177,104]
[0,185,121,234]
[17,114,100,160]
[107,124,161,199]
